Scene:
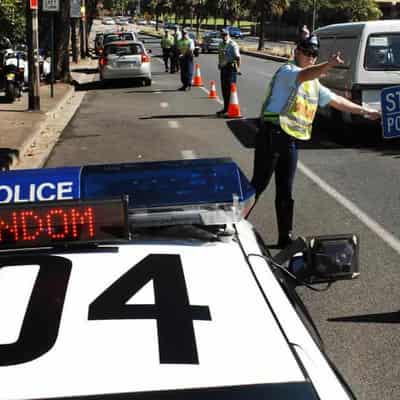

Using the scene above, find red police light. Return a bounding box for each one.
[30,0,38,9]
[0,199,128,250]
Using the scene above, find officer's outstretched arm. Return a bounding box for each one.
[329,96,381,120]
[297,52,343,84]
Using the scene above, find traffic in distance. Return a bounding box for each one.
[0,158,359,399]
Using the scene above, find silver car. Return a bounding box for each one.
[99,40,152,86]
[201,31,222,53]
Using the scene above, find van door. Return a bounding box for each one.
[319,35,359,98]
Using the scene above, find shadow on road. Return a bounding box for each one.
[140,113,217,119]
[329,310,400,324]
[73,79,146,91]
[226,118,258,148]
[71,67,99,74]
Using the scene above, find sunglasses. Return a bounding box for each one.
[300,48,319,58]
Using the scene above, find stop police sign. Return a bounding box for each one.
[381,85,400,139]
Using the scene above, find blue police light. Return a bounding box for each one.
[81,158,255,226]
[0,158,255,226]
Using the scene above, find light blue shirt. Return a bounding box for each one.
[265,63,336,113]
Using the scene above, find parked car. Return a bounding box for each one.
[201,31,222,53]
[227,26,243,39]
[315,20,398,127]
[94,32,104,56]
[99,40,152,86]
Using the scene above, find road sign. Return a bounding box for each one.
[30,0,38,9]
[70,0,81,18]
[43,0,60,12]
[381,85,400,139]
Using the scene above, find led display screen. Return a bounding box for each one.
[0,199,128,250]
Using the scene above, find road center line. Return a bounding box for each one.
[181,150,197,159]
[245,120,400,255]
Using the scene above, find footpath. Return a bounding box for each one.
[0,56,98,170]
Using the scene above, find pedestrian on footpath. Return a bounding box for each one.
[170,25,182,74]
[161,29,173,72]
[177,29,195,91]
[249,35,381,248]
[217,28,241,117]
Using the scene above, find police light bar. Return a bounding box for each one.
[0,158,255,227]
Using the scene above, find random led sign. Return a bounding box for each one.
[0,199,128,250]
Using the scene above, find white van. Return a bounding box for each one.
[314,20,400,125]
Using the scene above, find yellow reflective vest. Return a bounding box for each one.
[261,63,320,141]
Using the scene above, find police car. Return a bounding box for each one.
[0,158,359,399]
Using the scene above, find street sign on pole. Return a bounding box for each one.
[70,0,81,18]
[30,0,38,10]
[381,85,400,139]
[43,0,60,12]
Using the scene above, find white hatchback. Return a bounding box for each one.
[99,40,152,86]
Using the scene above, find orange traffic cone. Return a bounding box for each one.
[208,80,218,99]
[227,83,242,118]
[192,63,203,87]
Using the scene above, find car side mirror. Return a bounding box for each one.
[288,234,359,285]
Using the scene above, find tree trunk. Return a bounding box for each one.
[257,0,265,51]
[71,18,80,63]
[55,0,71,82]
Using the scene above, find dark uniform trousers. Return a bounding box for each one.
[220,64,237,112]
[162,48,171,71]
[179,54,194,89]
[170,45,180,73]
[250,121,298,240]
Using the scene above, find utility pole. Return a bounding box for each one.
[80,0,87,59]
[312,0,317,31]
[27,0,41,111]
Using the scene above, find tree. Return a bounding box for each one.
[0,0,25,44]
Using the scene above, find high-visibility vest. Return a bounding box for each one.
[218,40,238,67]
[177,38,191,55]
[261,63,320,140]
[161,35,173,49]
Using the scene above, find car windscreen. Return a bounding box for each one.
[365,33,400,70]
[104,43,143,56]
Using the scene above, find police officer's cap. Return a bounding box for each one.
[297,34,320,52]
[220,28,229,36]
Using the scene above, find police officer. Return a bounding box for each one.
[249,35,381,248]
[170,25,182,74]
[161,29,173,72]
[217,28,241,117]
[176,29,195,91]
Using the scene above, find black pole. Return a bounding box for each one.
[27,4,41,110]
[50,13,55,98]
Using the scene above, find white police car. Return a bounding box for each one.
[0,158,358,399]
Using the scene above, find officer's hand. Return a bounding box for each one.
[237,71,242,76]
[362,107,381,120]
[328,51,344,67]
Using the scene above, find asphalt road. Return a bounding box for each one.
[45,31,400,399]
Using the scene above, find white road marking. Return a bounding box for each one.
[168,120,180,129]
[181,150,197,159]
[199,86,224,105]
[160,102,168,108]
[245,120,400,255]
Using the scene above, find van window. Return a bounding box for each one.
[365,34,400,70]
[319,36,357,68]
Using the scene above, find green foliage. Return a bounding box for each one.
[0,0,26,43]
